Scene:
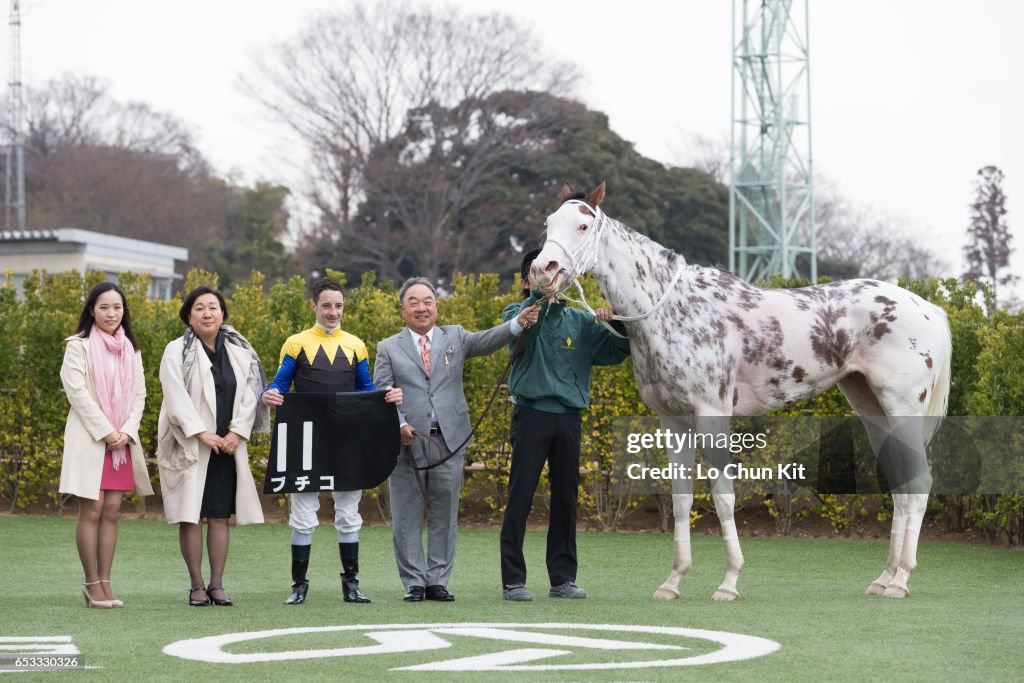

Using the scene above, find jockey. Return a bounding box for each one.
[261,278,402,606]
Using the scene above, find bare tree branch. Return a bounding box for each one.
[243,0,580,283]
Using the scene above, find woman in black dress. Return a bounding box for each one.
[156,287,269,606]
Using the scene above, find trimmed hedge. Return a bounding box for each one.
[1,269,1020,543]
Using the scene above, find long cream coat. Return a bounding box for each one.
[59,336,154,499]
[157,335,264,525]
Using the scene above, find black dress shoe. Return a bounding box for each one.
[285,580,308,605]
[207,584,234,606]
[425,585,455,602]
[189,587,210,607]
[403,585,425,602]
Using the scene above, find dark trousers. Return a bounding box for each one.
[499,405,582,587]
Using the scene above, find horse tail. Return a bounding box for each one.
[923,307,952,444]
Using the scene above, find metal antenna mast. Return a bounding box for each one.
[5,0,25,230]
[729,0,815,282]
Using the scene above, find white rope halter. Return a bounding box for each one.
[545,199,686,339]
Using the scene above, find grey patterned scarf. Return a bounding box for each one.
[182,325,270,434]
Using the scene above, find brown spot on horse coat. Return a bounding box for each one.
[810,306,852,367]
[919,389,928,403]
[792,366,806,382]
[875,295,897,308]
[922,353,933,369]
[848,280,881,296]
[869,295,898,340]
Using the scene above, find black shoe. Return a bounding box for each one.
[403,585,425,602]
[285,580,309,605]
[425,585,455,602]
[207,584,233,606]
[189,586,210,607]
[341,576,371,603]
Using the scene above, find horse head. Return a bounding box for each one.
[532,180,607,295]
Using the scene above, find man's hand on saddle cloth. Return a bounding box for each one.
[261,388,284,407]
[384,386,403,405]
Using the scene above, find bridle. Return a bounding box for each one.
[542,199,687,338]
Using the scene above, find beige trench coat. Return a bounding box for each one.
[58,336,154,499]
[157,335,264,525]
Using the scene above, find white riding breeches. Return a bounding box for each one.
[288,490,363,535]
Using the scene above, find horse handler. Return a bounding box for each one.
[499,249,631,601]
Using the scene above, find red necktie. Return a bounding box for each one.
[419,335,431,377]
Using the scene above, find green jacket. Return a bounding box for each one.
[503,297,631,414]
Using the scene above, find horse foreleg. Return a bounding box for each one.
[711,492,743,601]
[654,493,693,600]
[881,492,929,598]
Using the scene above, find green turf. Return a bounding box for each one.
[1,516,1022,681]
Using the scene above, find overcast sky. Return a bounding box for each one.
[11,0,1024,282]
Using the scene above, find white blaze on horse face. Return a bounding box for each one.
[534,202,596,290]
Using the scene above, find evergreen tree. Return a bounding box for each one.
[964,165,1016,302]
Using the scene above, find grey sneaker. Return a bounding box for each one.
[502,584,534,601]
[549,582,587,599]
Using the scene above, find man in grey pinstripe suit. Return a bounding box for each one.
[373,277,539,602]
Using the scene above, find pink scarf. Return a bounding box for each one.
[88,325,136,469]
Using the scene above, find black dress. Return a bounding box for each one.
[199,331,238,519]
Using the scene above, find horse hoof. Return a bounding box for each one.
[653,588,679,600]
[865,582,886,596]
[882,585,908,599]
[711,589,739,602]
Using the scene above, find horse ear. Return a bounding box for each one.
[586,179,606,207]
[559,182,573,204]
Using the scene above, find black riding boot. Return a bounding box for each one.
[339,542,371,603]
[285,544,310,605]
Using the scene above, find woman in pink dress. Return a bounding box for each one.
[59,282,153,608]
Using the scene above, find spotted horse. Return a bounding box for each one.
[532,181,952,601]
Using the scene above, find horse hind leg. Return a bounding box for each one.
[881,492,929,598]
[838,375,900,595]
[840,374,931,598]
[873,411,931,599]
[653,492,694,600]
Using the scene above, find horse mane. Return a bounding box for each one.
[557,190,587,206]
[606,213,687,268]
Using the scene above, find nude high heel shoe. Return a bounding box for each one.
[99,579,124,607]
[82,581,114,608]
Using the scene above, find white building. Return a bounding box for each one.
[0,228,187,299]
